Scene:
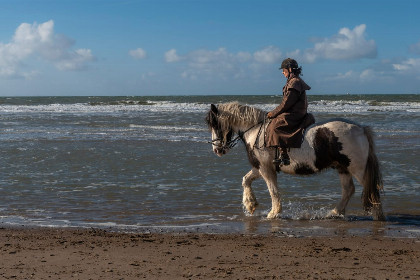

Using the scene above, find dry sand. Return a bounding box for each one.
[0,227,419,279]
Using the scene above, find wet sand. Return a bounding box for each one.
[0,227,419,279]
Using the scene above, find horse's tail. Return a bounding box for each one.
[362,126,385,220]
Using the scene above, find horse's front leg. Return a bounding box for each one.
[242,168,261,215]
[260,165,281,219]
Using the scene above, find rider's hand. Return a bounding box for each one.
[267,112,274,119]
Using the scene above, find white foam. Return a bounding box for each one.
[244,202,335,221]
[256,100,420,113]
[0,99,418,115]
[0,101,209,114]
[128,124,205,132]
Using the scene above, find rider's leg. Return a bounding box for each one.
[273,146,290,166]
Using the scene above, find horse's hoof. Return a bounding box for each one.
[266,212,279,219]
[248,203,259,215]
[327,209,338,216]
[326,209,344,219]
[243,200,258,215]
[372,208,386,221]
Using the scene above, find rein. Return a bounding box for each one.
[253,116,268,149]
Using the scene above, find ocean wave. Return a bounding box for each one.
[0,101,208,114]
[89,100,157,106]
[308,100,420,113]
[128,124,205,132]
[0,99,418,114]
[260,100,420,113]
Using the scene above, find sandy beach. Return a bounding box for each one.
[0,227,418,279]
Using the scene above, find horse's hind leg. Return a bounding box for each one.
[353,170,385,221]
[242,168,261,215]
[329,171,355,217]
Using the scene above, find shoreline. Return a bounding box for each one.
[2,212,419,239]
[1,226,419,279]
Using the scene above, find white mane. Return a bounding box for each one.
[217,102,266,130]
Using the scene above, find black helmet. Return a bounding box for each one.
[280,58,299,70]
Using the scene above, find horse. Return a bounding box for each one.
[205,102,385,221]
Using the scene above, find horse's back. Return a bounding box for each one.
[304,118,369,170]
[305,118,365,139]
[307,118,361,131]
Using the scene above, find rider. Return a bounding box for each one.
[266,58,315,166]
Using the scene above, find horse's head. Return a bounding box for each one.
[206,104,234,156]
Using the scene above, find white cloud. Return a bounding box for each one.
[0,20,95,78]
[165,47,240,79]
[165,49,181,62]
[360,69,375,81]
[253,46,282,64]
[323,70,357,82]
[188,48,232,66]
[393,58,420,71]
[162,25,378,82]
[337,70,355,79]
[55,49,94,71]
[236,51,252,62]
[129,48,147,59]
[164,46,281,80]
[322,61,402,87]
[182,48,236,79]
[295,24,377,63]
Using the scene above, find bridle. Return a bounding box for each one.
[208,130,239,150]
[208,119,266,150]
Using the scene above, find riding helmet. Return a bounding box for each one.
[280,58,299,70]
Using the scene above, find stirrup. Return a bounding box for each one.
[273,155,290,166]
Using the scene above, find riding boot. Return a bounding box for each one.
[280,147,290,165]
[273,147,290,166]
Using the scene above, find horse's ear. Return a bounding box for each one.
[211,104,218,115]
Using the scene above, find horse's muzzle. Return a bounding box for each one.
[214,147,227,156]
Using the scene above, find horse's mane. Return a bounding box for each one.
[216,102,266,129]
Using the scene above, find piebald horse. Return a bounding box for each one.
[206,102,385,221]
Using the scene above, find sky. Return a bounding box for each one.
[0,0,419,96]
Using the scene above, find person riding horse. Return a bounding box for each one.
[266,58,315,166]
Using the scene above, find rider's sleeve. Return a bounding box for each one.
[269,88,300,118]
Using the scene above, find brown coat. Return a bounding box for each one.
[265,73,315,148]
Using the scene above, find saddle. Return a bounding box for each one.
[286,112,316,148]
[256,113,315,150]
[299,113,316,140]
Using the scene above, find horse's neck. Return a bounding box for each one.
[233,119,257,134]
[220,104,265,134]
[236,120,264,147]
[231,114,264,133]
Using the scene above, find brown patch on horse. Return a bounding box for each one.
[294,163,316,175]
[313,127,351,171]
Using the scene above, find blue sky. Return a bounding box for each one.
[0,0,419,96]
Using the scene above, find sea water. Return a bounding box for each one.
[0,95,419,237]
